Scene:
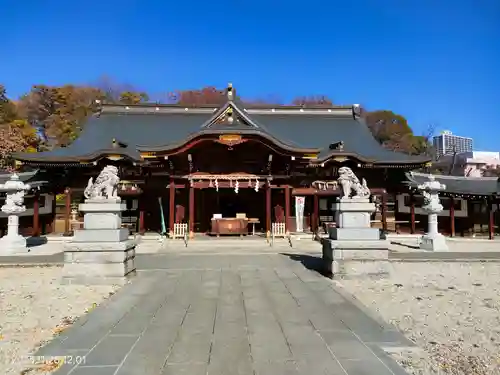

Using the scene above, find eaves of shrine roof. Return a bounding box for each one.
[13,99,429,166]
[405,172,500,197]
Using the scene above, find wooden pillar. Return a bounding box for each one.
[381,192,388,233]
[189,185,195,239]
[313,194,319,233]
[63,187,72,236]
[488,197,494,240]
[410,192,415,234]
[266,181,271,238]
[450,197,455,237]
[169,180,175,236]
[138,194,145,235]
[284,185,290,234]
[32,189,40,237]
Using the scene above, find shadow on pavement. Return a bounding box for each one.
[281,252,330,277]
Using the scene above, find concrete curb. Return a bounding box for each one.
[330,280,417,351]
[390,258,500,262]
[0,263,63,267]
[390,251,500,261]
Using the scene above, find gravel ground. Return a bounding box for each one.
[0,266,120,375]
[337,262,500,375]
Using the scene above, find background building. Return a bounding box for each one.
[434,151,500,177]
[433,130,473,158]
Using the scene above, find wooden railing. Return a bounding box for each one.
[172,223,188,246]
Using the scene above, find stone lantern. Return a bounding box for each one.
[417,175,448,251]
[0,173,31,253]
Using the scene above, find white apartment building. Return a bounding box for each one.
[433,130,473,158]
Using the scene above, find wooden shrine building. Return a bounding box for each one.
[12,84,431,238]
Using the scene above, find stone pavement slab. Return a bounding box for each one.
[35,252,411,375]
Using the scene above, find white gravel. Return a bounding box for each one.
[0,266,120,375]
[337,262,500,375]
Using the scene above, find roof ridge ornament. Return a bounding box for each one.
[111,138,127,149]
[227,83,234,101]
[329,141,344,151]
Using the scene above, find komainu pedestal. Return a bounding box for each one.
[63,199,136,285]
[324,197,389,279]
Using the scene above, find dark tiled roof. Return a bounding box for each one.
[250,114,428,163]
[13,98,430,165]
[405,172,500,196]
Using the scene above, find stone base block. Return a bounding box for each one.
[322,239,389,279]
[330,239,390,250]
[332,198,375,212]
[64,247,135,263]
[79,199,125,213]
[332,260,390,279]
[65,239,136,252]
[63,239,136,285]
[420,233,449,251]
[83,212,122,230]
[62,258,135,277]
[0,234,28,254]
[73,228,129,242]
[329,227,381,241]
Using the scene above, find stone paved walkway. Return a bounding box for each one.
[38,253,412,375]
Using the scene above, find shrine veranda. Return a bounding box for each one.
[5,85,499,239]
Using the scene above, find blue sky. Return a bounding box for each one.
[1,0,499,149]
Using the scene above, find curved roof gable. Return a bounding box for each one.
[13,85,430,166]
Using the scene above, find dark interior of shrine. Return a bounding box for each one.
[196,188,266,233]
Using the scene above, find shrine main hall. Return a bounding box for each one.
[12,84,436,238]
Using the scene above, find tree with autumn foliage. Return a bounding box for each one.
[0,85,40,169]
[175,87,228,107]
[364,110,433,155]
[16,85,104,148]
[15,78,150,149]
[291,95,333,107]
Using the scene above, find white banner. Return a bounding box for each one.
[295,196,305,232]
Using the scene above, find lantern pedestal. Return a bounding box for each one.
[417,176,449,252]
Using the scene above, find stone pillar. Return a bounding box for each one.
[0,173,31,254]
[418,175,448,251]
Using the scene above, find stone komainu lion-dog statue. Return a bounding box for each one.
[337,166,370,199]
[84,165,120,200]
